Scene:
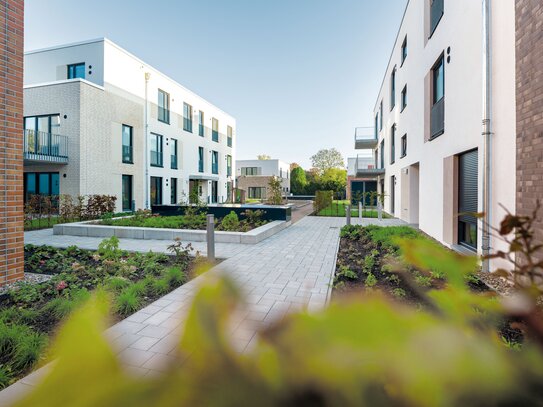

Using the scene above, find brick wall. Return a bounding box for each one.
[516,0,543,260]
[0,0,24,285]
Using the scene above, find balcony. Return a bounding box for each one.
[24,130,68,164]
[354,127,378,150]
[355,155,385,178]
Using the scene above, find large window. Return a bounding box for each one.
[248,187,266,200]
[390,125,396,164]
[183,103,193,132]
[226,155,232,177]
[122,175,133,211]
[380,140,385,169]
[150,133,163,167]
[401,134,407,158]
[171,177,177,205]
[24,172,59,202]
[379,101,383,131]
[458,149,478,250]
[212,151,219,174]
[212,118,219,142]
[198,111,204,137]
[198,147,204,173]
[431,55,445,138]
[150,176,163,206]
[401,36,408,65]
[390,68,396,110]
[171,139,178,169]
[430,0,444,37]
[401,85,408,112]
[227,126,233,147]
[374,113,379,138]
[241,167,259,176]
[24,115,61,156]
[67,63,85,79]
[158,89,170,124]
[122,125,133,164]
[211,181,218,204]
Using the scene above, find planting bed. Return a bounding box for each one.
[0,237,197,389]
[333,225,523,344]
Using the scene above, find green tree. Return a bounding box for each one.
[267,176,283,205]
[310,148,345,174]
[319,168,347,194]
[257,154,271,160]
[290,167,307,195]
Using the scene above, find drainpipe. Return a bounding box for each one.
[481,0,492,272]
[144,72,151,209]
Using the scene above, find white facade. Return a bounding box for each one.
[357,0,516,260]
[23,38,236,211]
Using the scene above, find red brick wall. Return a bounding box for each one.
[516,0,543,260]
[0,0,24,285]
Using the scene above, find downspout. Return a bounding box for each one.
[482,0,492,272]
[144,72,151,209]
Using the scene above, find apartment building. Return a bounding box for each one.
[23,38,236,212]
[354,0,517,266]
[235,159,290,200]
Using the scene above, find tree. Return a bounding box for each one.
[257,155,271,160]
[289,163,300,171]
[310,148,345,174]
[290,167,307,195]
[319,168,347,195]
[267,176,283,205]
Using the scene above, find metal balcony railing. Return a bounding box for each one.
[122,145,133,164]
[354,127,378,150]
[24,129,68,164]
[431,97,445,138]
[355,154,384,177]
[150,151,163,167]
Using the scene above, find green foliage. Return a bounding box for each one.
[319,168,348,193]
[105,276,131,292]
[164,267,187,287]
[267,177,283,205]
[115,289,142,316]
[313,190,333,213]
[365,273,378,287]
[167,239,195,266]
[97,236,121,260]
[310,148,345,174]
[219,211,240,231]
[392,288,407,299]
[414,274,433,288]
[290,166,307,195]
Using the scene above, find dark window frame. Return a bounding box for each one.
[390,67,397,111]
[401,35,408,66]
[150,133,163,167]
[401,85,408,112]
[122,124,133,164]
[390,124,396,164]
[430,53,446,140]
[212,118,219,142]
[122,174,133,212]
[170,177,178,205]
[401,134,407,158]
[150,176,163,206]
[67,63,85,80]
[198,110,205,137]
[158,89,170,124]
[198,146,204,173]
[171,138,178,169]
[429,0,445,39]
[211,150,219,175]
[183,102,193,132]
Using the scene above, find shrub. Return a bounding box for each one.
[392,288,407,299]
[267,177,283,205]
[97,236,122,260]
[150,278,170,296]
[167,239,194,266]
[313,190,333,213]
[115,289,141,316]
[414,274,433,288]
[241,209,266,226]
[105,276,131,293]
[365,273,378,287]
[164,267,186,287]
[220,211,240,231]
[11,332,47,372]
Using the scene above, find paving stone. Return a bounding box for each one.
[130,336,161,351]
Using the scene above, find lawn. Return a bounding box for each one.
[317,200,390,218]
[99,209,268,232]
[0,237,197,389]
[24,216,62,231]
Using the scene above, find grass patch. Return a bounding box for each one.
[317,200,391,218]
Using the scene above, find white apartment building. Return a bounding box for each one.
[355,0,516,265]
[23,38,236,212]
[235,159,291,200]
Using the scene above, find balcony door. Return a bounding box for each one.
[24,115,60,155]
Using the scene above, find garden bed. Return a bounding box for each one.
[333,224,523,344]
[0,237,198,389]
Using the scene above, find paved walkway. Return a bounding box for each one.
[0,216,405,405]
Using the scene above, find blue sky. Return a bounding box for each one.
[25,0,407,169]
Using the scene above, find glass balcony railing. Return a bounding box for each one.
[355,154,385,177]
[212,163,219,174]
[150,151,163,167]
[24,129,68,164]
[122,145,133,164]
[212,130,219,143]
[354,127,378,150]
[171,155,178,169]
[198,160,204,173]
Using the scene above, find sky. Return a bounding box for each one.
[25,0,407,169]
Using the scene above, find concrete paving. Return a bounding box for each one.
[0,215,405,405]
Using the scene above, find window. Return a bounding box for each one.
[458,149,478,250]
[380,140,385,169]
[401,134,407,158]
[241,167,259,176]
[211,181,218,204]
[122,175,133,211]
[122,125,133,164]
[171,178,177,205]
[430,0,444,37]
[67,63,85,79]
[248,187,266,199]
[212,118,219,142]
[401,85,408,112]
[24,115,62,156]
[150,177,163,206]
[390,68,396,110]
[198,111,204,137]
[227,126,233,147]
[158,90,170,124]
[401,36,408,65]
[212,151,219,174]
[375,113,379,138]
[24,172,59,203]
[198,147,204,173]
[379,101,383,131]
[280,168,283,178]
[431,55,445,138]
[390,175,396,215]
[390,125,396,164]
[150,133,163,167]
[183,103,193,132]
[226,155,232,177]
[171,139,178,169]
